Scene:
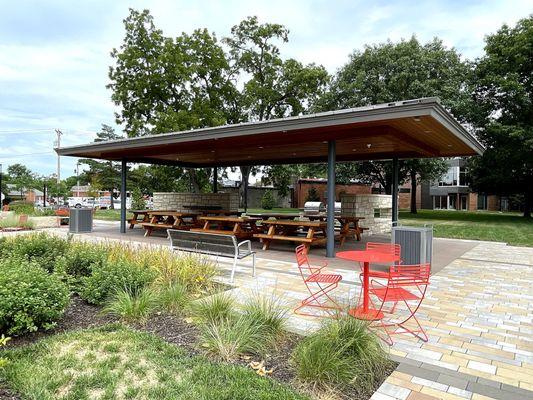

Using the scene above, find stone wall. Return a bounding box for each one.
[340,194,393,235]
[153,192,239,212]
[222,187,291,208]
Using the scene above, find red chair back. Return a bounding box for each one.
[366,242,401,262]
[388,263,430,287]
[295,245,319,276]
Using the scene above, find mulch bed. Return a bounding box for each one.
[1,295,396,400]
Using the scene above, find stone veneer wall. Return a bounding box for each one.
[153,192,239,212]
[340,194,393,235]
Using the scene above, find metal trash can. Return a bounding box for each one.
[69,208,93,233]
[392,225,433,265]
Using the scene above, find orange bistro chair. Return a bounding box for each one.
[368,263,430,345]
[294,245,343,317]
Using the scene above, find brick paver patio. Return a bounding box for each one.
[4,227,531,400]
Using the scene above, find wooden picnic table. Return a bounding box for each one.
[306,214,367,245]
[199,209,243,216]
[246,212,300,220]
[128,209,153,229]
[141,211,199,237]
[254,219,328,251]
[191,215,261,240]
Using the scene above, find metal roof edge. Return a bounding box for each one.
[56,98,442,156]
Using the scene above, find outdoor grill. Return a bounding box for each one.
[304,201,325,214]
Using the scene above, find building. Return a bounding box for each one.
[5,184,44,203]
[400,159,512,212]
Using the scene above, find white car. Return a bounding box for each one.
[67,197,95,208]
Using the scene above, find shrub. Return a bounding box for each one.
[103,287,157,323]
[199,316,267,362]
[157,283,190,314]
[150,250,217,292]
[241,292,287,340]
[190,292,236,325]
[291,317,390,392]
[0,233,68,272]
[0,335,10,368]
[54,241,108,290]
[305,187,320,202]
[80,259,156,305]
[0,257,69,335]
[261,190,275,210]
[7,201,34,215]
[0,215,34,230]
[131,187,146,210]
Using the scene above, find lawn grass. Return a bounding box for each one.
[399,209,533,247]
[1,324,308,400]
[94,209,132,221]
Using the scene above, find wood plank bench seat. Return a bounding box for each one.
[167,229,255,283]
[190,228,239,235]
[253,234,314,243]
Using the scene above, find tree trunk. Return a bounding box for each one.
[239,166,251,209]
[188,168,200,193]
[524,191,532,218]
[410,169,417,214]
[109,190,114,210]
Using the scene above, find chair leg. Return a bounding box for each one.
[230,255,237,283]
[294,282,341,317]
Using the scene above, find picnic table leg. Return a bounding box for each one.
[339,221,348,247]
[262,225,275,251]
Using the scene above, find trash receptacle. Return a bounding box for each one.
[392,225,433,265]
[69,208,93,233]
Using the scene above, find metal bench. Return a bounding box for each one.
[167,229,256,283]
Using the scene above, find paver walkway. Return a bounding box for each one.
[214,241,533,400]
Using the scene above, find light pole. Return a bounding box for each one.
[75,161,80,197]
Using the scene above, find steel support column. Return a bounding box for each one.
[120,159,127,234]
[392,157,399,225]
[326,140,336,258]
[213,167,218,193]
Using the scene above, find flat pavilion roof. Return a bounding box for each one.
[57,98,483,167]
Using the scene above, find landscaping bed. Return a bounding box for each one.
[0,233,395,399]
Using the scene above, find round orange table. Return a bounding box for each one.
[337,250,400,320]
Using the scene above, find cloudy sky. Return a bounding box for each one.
[0,0,531,178]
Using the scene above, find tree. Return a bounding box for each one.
[317,36,471,197]
[470,16,533,218]
[7,164,35,198]
[80,125,123,209]
[223,16,329,207]
[404,159,448,213]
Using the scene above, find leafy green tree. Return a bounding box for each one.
[7,164,35,198]
[80,125,123,209]
[130,187,146,210]
[317,36,471,196]
[224,16,329,207]
[404,159,448,213]
[469,16,533,218]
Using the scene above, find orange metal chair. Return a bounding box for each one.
[359,242,402,279]
[294,244,343,317]
[368,263,430,345]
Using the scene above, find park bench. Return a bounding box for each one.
[167,229,256,283]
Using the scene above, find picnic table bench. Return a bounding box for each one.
[167,229,255,283]
[128,209,156,229]
[254,219,328,251]
[141,211,199,237]
[191,216,261,240]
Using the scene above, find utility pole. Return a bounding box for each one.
[55,129,62,204]
[75,161,80,197]
[0,163,3,207]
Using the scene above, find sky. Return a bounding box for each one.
[0,0,531,179]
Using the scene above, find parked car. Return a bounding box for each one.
[67,197,95,208]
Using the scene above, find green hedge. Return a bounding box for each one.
[0,257,69,335]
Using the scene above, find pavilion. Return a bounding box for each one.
[56,97,484,257]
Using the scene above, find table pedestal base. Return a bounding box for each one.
[348,307,384,321]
